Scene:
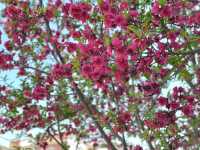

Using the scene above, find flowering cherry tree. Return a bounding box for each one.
[0,0,200,149]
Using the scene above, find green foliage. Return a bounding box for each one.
[191,115,200,128]
[104,36,111,46]
[159,0,167,6]
[144,108,155,120]
[55,10,61,18]
[168,55,181,66]
[128,25,142,38]
[128,104,138,113]
[107,110,117,122]
[178,69,193,81]
[6,107,19,117]
[72,58,80,72]
[154,130,169,149]
[60,105,76,118]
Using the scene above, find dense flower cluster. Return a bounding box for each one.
[145,111,176,129]
[0,0,199,149]
[0,52,14,70]
[51,63,72,80]
[32,85,48,100]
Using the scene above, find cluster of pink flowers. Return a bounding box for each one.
[139,81,160,96]
[62,2,91,22]
[51,63,72,80]
[118,111,132,124]
[0,0,200,149]
[0,52,14,70]
[32,85,48,100]
[145,111,176,129]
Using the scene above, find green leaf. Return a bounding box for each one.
[97,0,103,5]
[38,37,44,46]
[142,11,152,24]
[191,116,200,128]
[72,58,80,72]
[104,36,111,46]
[179,69,192,81]
[107,111,116,122]
[7,107,19,117]
[141,130,149,140]
[110,64,117,72]
[143,72,150,79]
[128,104,138,112]
[38,7,46,15]
[85,79,93,87]
[60,106,75,118]
[128,91,142,98]
[168,55,181,66]
[128,25,142,38]
[159,0,166,6]
[144,108,155,120]
[55,10,61,17]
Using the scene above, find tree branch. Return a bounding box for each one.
[135,111,155,150]
[39,0,64,64]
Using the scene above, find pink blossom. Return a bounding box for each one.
[32,85,48,100]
